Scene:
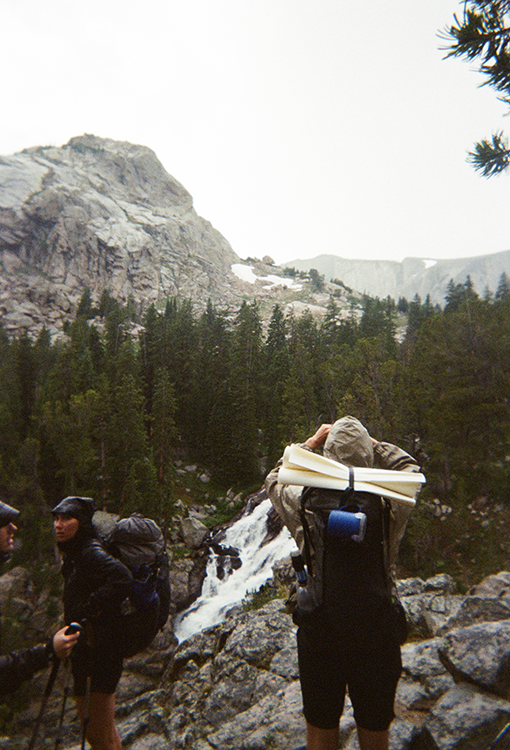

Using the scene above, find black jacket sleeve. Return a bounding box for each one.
[0,642,51,696]
[79,541,133,620]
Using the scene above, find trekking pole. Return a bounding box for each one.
[54,660,72,750]
[27,659,60,750]
[489,722,510,750]
[54,623,83,750]
[81,673,91,750]
[28,621,83,750]
[81,620,93,750]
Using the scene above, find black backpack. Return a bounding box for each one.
[295,476,407,645]
[97,513,171,658]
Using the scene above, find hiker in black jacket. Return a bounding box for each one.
[266,416,422,750]
[0,500,79,696]
[52,496,133,750]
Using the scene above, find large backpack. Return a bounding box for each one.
[291,473,407,644]
[95,512,171,658]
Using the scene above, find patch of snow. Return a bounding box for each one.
[423,259,437,269]
[232,264,259,283]
[231,264,302,290]
[263,273,302,290]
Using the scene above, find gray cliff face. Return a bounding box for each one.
[286,251,510,304]
[0,135,241,336]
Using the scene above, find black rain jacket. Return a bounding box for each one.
[59,532,133,626]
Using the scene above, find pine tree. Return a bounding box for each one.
[104,298,129,364]
[321,298,342,351]
[359,295,396,351]
[279,312,320,442]
[262,304,290,469]
[139,303,161,435]
[408,297,510,497]
[335,337,404,442]
[76,287,94,319]
[189,301,232,471]
[441,1,510,175]
[39,392,100,497]
[496,271,510,299]
[105,373,157,514]
[226,301,263,483]
[161,299,198,451]
[405,294,438,344]
[444,276,479,312]
[13,331,38,440]
[151,367,177,489]
[0,326,22,481]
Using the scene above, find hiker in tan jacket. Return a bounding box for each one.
[265,416,422,750]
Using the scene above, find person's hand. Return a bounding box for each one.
[52,626,80,659]
[305,424,332,450]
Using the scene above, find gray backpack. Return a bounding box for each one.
[96,512,171,657]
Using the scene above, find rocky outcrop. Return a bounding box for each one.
[179,516,209,549]
[155,571,510,750]
[0,135,246,337]
[5,569,510,749]
[128,571,510,749]
[167,551,210,615]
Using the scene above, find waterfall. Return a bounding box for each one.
[173,498,295,643]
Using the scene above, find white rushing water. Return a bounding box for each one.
[173,498,295,643]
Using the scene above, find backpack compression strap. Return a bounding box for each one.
[299,466,356,575]
[300,487,316,575]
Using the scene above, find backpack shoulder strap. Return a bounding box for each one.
[299,467,356,575]
[300,486,316,574]
[382,498,393,593]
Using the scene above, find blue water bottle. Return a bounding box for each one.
[327,507,367,542]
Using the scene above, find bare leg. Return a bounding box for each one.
[75,693,122,750]
[306,721,339,750]
[357,726,389,750]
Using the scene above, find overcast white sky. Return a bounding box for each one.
[2,0,510,265]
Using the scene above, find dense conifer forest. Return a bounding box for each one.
[2,274,510,584]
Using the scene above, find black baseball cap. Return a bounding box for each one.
[0,500,20,528]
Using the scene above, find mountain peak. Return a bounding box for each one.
[0,135,240,336]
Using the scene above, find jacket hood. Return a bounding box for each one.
[323,416,374,468]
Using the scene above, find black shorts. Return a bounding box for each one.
[297,626,402,731]
[71,625,124,696]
